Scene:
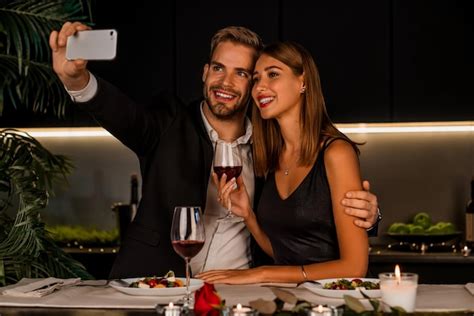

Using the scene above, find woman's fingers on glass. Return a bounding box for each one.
[219,173,227,186]
[211,172,219,187]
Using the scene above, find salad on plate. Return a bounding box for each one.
[302,277,381,299]
[323,278,380,290]
[109,270,204,296]
[128,270,184,288]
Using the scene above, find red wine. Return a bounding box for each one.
[213,166,242,180]
[172,240,205,258]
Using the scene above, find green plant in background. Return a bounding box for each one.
[0,0,92,116]
[0,129,93,286]
[47,225,119,247]
[0,0,95,286]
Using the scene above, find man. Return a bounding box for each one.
[50,23,380,279]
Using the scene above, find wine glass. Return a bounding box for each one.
[213,141,243,221]
[170,206,205,307]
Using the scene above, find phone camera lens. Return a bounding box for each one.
[110,31,114,36]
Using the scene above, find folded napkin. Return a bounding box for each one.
[1,277,81,297]
[465,283,474,295]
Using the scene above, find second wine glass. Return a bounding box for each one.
[170,206,205,307]
[213,141,243,220]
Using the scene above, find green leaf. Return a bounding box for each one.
[368,299,380,313]
[0,86,3,115]
[0,0,93,117]
[249,298,277,315]
[359,290,380,312]
[270,288,298,305]
[292,301,311,313]
[343,294,367,313]
[0,259,5,286]
[0,129,91,285]
[390,306,407,315]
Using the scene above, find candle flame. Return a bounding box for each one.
[317,305,323,312]
[395,264,401,284]
[237,303,242,310]
[168,302,174,308]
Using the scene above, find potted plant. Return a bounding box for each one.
[0,0,94,285]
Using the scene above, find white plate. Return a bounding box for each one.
[302,278,381,299]
[109,277,204,296]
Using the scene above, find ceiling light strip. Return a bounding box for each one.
[339,125,473,134]
[5,122,473,138]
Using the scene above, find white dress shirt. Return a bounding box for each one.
[190,104,254,274]
[65,71,97,102]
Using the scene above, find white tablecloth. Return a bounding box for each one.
[0,279,473,312]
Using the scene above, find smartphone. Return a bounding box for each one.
[66,29,118,61]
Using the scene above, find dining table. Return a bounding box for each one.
[0,279,473,315]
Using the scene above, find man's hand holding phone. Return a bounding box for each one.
[50,22,118,92]
[50,22,92,91]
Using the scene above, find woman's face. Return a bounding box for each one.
[252,54,304,120]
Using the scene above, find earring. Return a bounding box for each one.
[300,86,306,94]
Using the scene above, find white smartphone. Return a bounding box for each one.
[66,29,118,61]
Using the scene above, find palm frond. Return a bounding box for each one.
[0,0,92,65]
[0,53,70,116]
[0,0,93,116]
[0,129,92,286]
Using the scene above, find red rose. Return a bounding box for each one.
[194,283,224,316]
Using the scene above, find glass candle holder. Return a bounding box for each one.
[461,245,471,257]
[308,305,333,316]
[155,302,183,316]
[231,303,258,316]
[379,272,418,312]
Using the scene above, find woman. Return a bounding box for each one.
[197,42,368,284]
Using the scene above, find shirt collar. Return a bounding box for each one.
[200,101,253,145]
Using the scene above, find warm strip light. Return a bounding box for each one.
[338,121,472,134]
[9,128,112,138]
[6,121,473,138]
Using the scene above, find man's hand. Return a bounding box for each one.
[342,180,379,229]
[49,21,91,90]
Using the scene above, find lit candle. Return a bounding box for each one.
[395,264,401,284]
[379,265,418,312]
[309,304,333,316]
[164,302,182,316]
[231,303,256,315]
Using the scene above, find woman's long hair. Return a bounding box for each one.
[252,41,360,177]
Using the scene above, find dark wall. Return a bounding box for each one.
[1,0,472,127]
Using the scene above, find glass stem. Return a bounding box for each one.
[185,257,191,302]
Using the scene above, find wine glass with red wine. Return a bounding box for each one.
[170,206,205,306]
[213,141,243,220]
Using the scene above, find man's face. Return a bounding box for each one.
[202,41,255,120]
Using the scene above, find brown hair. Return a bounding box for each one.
[209,26,263,64]
[252,41,361,177]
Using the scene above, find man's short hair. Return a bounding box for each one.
[209,26,263,63]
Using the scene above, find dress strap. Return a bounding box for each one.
[322,137,347,150]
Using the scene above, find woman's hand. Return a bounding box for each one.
[196,268,264,284]
[212,173,253,220]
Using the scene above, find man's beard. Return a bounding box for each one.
[204,85,249,121]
